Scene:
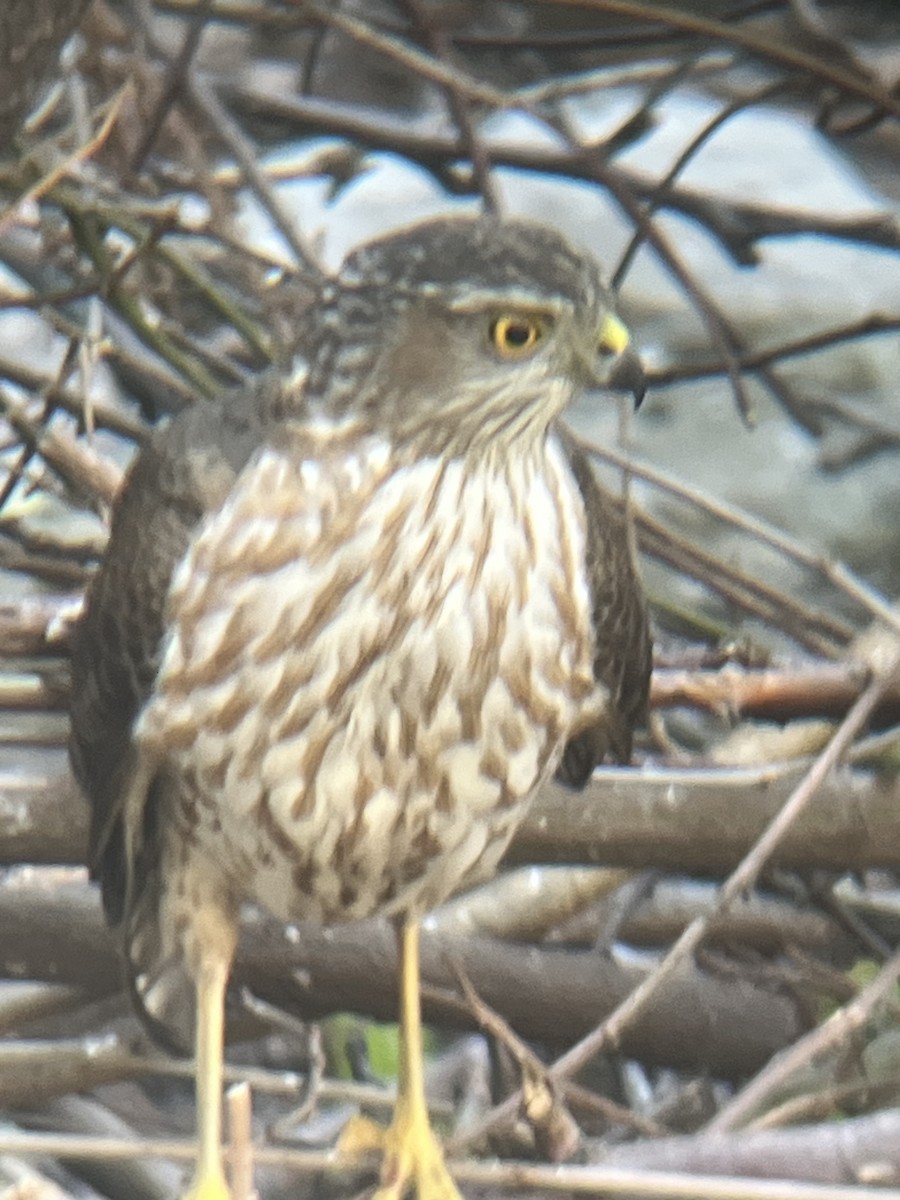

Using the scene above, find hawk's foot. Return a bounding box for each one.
[376,1097,461,1200]
[181,1165,231,1200]
[339,1108,462,1200]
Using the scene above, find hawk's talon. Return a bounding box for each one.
[181,1167,231,1200]
[337,1111,390,1157]
[371,1102,461,1200]
[339,1109,461,1200]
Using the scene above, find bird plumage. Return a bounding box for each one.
[69,215,651,1198]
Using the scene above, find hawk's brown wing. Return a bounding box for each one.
[556,431,652,785]
[69,389,269,926]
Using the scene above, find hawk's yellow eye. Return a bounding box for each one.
[490,315,545,359]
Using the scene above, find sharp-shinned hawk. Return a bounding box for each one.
[69,215,651,1200]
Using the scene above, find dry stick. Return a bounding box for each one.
[749,1077,900,1132]
[0,279,101,312]
[70,199,269,368]
[400,0,500,212]
[650,663,890,721]
[61,201,221,399]
[317,0,900,123]
[278,0,729,104]
[633,506,852,652]
[9,312,195,422]
[449,656,900,1154]
[0,82,134,237]
[706,941,900,1134]
[633,515,848,658]
[1,338,90,516]
[306,2,509,108]
[510,52,736,106]
[21,185,272,363]
[810,392,900,451]
[187,77,323,283]
[652,315,900,386]
[155,0,299,30]
[36,1093,180,1200]
[584,434,900,636]
[545,107,753,419]
[223,86,900,255]
[539,0,900,120]
[0,392,123,505]
[607,59,893,432]
[0,514,101,566]
[454,963,581,1161]
[130,0,216,172]
[615,69,845,440]
[614,78,788,285]
[0,533,89,587]
[565,1079,668,1140]
[0,673,68,711]
[0,336,84,513]
[227,1082,257,1200]
[104,1049,407,1123]
[814,878,894,964]
[0,1130,898,1200]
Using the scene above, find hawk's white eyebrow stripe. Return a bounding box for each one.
[441,289,574,316]
[338,278,576,315]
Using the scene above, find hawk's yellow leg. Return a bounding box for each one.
[183,955,231,1200]
[371,919,462,1200]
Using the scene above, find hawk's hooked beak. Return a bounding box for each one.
[592,314,646,409]
[609,347,646,409]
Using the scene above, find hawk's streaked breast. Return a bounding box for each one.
[135,425,604,923]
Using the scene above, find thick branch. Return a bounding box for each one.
[7,755,900,874]
[0,874,805,1078]
[512,768,900,873]
[592,1107,900,1184]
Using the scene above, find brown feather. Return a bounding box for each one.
[68,217,652,1053]
[555,430,651,783]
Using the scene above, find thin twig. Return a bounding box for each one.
[227,1081,258,1200]
[452,653,900,1152]
[582,436,900,634]
[130,0,216,172]
[0,1130,899,1198]
[400,0,500,211]
[538,0,900,120]
[0,82,134,237]
[707,943,900,1133]
[187,77,323,281]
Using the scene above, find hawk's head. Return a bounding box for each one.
[302,216,643,458]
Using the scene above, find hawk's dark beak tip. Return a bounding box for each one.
[609,349,647,410]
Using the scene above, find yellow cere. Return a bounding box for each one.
[598,313,630,356]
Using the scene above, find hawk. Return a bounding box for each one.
[69,216,651,1200]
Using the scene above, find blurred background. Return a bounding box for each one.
[1,3,900,1197]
